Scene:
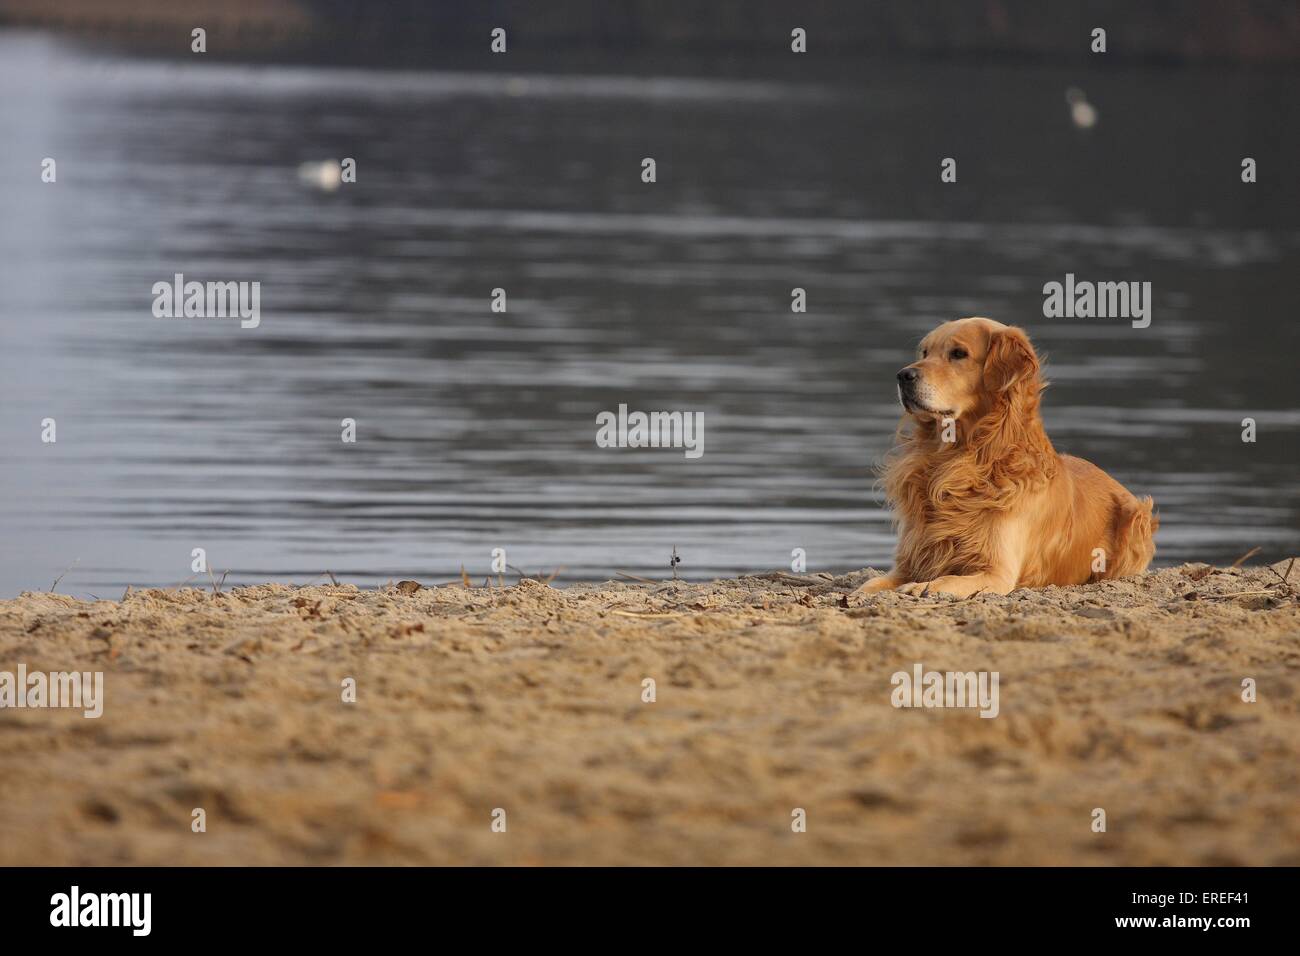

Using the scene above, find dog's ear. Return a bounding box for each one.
[982,326,1040,395]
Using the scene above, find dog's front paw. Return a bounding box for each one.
[857,575,898,594]
[897,581,932,596]
[913,575,990,598]
[847,574,900,605]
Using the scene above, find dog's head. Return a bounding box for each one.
[896,317,1041,423]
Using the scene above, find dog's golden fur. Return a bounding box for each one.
[856,317,1157,598]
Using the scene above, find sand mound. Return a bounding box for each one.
[2,560,1298,865]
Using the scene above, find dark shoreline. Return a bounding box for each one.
[3,0,1299,73]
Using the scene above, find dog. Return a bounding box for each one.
[854,317,1156,599]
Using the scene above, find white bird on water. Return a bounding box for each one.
[1066,87,1097,129]
[297,159,342,192]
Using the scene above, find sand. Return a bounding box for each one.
[2,560,1298,866]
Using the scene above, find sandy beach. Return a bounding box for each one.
[2,560,1298,866]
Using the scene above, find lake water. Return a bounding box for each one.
[1,32,1297,596]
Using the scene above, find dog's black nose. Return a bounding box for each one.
[897,367,919,384]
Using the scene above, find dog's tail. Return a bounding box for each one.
[1105,494,1158,578]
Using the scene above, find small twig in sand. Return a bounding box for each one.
[616,571,658,585]
[541,567,565,586]
[121,585,133,601]
[670,546,681,580]
[49,558,80,592]
[459,566,473,588]
[764,572,823,587]
[507,564,530,585]
[1204,589,1278,600]
[1266,559,1296,598]
[325,570,338,586]
[1229,546,1261,569]
[609,610,688,619]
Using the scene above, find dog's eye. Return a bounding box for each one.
[921,349,928,358]
[949,347,968,360]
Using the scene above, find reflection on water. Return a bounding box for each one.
[0,33,1297,595]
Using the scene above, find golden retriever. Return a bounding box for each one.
[854,317,1156,599]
